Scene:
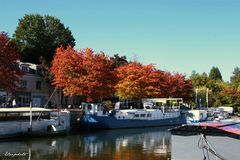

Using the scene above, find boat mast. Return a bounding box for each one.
[28,146,31,160]
[162,103,165,113]
[29,101,32,132]
[44,88,57,108]
[195,88,198,109]
[206,88,209,109]
[58,89,61,125]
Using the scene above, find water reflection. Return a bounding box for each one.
[0,127,172,160]
[80,128,171,160]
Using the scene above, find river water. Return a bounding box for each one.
[0,127,239,160]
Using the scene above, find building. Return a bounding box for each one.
[13,62,51,107]
[0,61,84,108]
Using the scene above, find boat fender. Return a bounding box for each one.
[47,125,57,132]
[51,125,57,132]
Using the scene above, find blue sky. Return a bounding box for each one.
[1,0,240,81]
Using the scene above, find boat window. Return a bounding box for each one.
[6,113,19,116]
[33,112,40,116]
[0,113,6,117]
[134,114,139,117]
[21,113,29,116]
[140,114,145,117]
[41,112,50,116]
[145,106,151,109]
[0,111,50,121]
[147,113,152,117]
[20,112,40,116]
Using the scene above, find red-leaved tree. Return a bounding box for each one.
[51,46,116,102]
[115,62,164,99]
[0,32,21,92]
[115,62,192,101]
[160,72,193,101]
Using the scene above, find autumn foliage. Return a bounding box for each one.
[0,32,21,92]
[115,62,162,99]
[160,72,193,101]
[217,85,240,108]
[115,62,192,101]
[51,46,193,102]
[51,46,116,102]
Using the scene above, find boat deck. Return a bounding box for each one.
[170,120,240,139]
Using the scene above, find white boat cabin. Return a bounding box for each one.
[114,98,183,120]
[82,98,183,120]
[0,107,70,138]
[0,107,51,121]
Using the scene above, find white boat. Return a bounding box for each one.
[184,109,208,123]
[218,106,233,115]
[0,107,70,138]
[80,98,187,129]
[207,107,230,121]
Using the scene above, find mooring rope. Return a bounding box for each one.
[198,133,226,160]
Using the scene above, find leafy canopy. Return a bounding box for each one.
[190,71,209,87]
[209,66,222,81]
[0,32,22,92]
[115,62,162,100]
[230,67,240,87]
[115,62,192,101]
[12,14,75,65]
[51,46,116,102]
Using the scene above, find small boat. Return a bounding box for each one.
[80,98,187,130]
[170,119,240,159]
[169,119,240,139]
[183,109,208,123]
[182,106,233,123]
[0,107,70,139]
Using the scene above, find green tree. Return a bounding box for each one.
[190,71,209,87]
[12,14,75,65]
[207,80,227,107]
[230,67,240,87]
[209,67,222,81]
[110,54,128,69]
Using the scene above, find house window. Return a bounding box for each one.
[21,66,29,72]
[36,67,42,75]
[36,81,42,90]
[18,95,30,107]
[20,80,28,89]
